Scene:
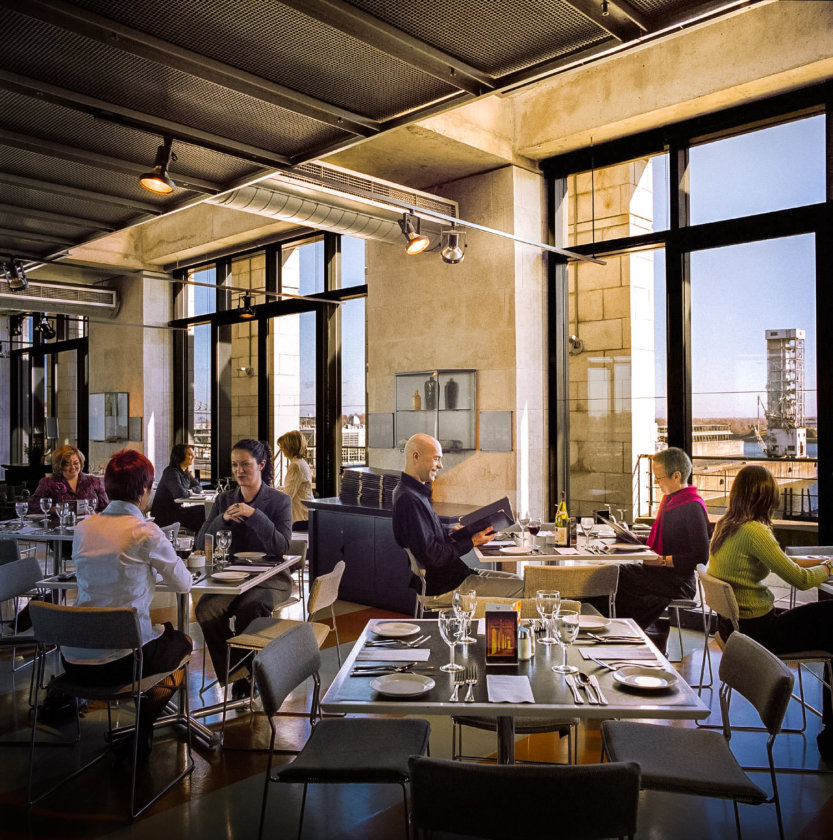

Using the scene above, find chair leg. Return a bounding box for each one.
[297,782,309,840]
[330,605,342,666]
[401,783,410,840]
[732,799,743,840]
[257,726,277,840]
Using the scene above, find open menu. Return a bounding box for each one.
[450,496,515,542]
[597,513,643,545]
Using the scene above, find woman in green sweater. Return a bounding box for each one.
[709,465,833,759]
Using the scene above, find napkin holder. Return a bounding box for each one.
[485,603,519,666]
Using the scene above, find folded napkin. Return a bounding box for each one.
[225,564,271,572]
[356,649,431,662]
[554,547,580,555]
[580,646,656,660]
[487,675,535,703]
[483,540,516,547]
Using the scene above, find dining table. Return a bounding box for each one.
[321,616,710,764]
[0,517,77,575]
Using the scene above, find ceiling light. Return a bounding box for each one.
[139,136,176,195]
[4,260,28,292]
[38,315,56,341]
[239,294,256,319]
[9,314,22,337]
[398,212,430,255]
[601,0,610,16]
[440,228,467,264]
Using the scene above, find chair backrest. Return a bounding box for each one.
[409,756,641,840]
[253,623,321,718]
[405,548,428,597]
[696,564,740,630]
[28,601,142,650]
[522,564,619,600]
[718,632,794,735]
[288,538,308,569]
[0,538,22,566]
[161,522,180,543]
[308,560,345,616]
[0,552,43,602]
[472,596,582,619]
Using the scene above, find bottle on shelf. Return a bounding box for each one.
[555,491,571,547]
[412,390,422,410]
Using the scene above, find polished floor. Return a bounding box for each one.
[1,586,832,840]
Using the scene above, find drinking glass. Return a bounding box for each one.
[56,501,70,526]
[518,512,530,548]
[452,588,477,643]
[88,495,98,514]
[536,589,561,645]
[437,608,465,672]
[551,610,580,674]
[175,536,194,561]
[579,516,595,548]
[14,502,28,523]
[39,496,52,522]
[527,517,541,552]
[216,529,232,568]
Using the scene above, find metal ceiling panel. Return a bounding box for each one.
[0,211,98,239]
[0,183,138,229]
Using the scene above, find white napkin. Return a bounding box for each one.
[487,675,535,703]
[356,649,431,662]
[554,547,580,555]
[579,646,656,660]
[484,540,516,547]
[225,564,271,572]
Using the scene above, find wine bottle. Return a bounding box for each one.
[555,491,570,547]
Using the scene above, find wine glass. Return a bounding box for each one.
[579,516,595,548]
[527,517,541,552]
[437,608,465,672]
[39,496,52,522]
[452,588,477,643]
[14,501,28,523]
[536,589,561,645]
[216,529,232,568]
[88,495,98,514]
[56,501,70,527]
[518,512,530,548]
[175,536,194,561]
[551,610,580,674]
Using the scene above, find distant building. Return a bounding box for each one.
[765,328,807,458]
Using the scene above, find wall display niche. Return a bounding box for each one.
[89,392,128,441]
[394,370,476,452]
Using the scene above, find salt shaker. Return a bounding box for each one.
[518,626,533,661]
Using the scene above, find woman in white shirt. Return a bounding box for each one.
[277,430,314,530]
[65,449,193,761]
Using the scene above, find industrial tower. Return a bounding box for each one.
[764,328,807,458]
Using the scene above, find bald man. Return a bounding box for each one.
[392,434,522,598]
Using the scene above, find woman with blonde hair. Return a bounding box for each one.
[709,464,833,758]
[30,444,108,514]
[276,430,314,531]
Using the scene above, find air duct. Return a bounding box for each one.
[0,276,119,318]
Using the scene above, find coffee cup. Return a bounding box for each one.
[188,552,206,569]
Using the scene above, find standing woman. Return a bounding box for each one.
[29,444,109,514]
[276,430,314,531]
[708,464,833,758]
[150,444,206,532]
[195,439,292,697]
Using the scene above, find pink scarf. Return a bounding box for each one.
[647,485,708,556]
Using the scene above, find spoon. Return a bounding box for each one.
[575,672,599,704]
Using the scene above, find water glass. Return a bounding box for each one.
[56,501,71,526]
[551,610,580,674]
[15,502,28,522]
[39,497,52,520]
[536,589,561,645]
[579,516,595,548]
[216,529,232,568]
[517,512,530,547]
[88,496,98,513]
[437,608,465,672]
[452,588,477,643]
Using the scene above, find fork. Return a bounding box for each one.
[450,671,466,702]
[366,634,430,648]
[464,666,477,702]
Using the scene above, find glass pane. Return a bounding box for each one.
[341,235,366,288]
[562,152,669,248]
[341,297,366,467]
[689,115,825,225]
[187,266,216,317]
[190,323,212,483]
[231,319,259,443]
[282,238,325,296]
[51,348,78,451]
[690,235,816,520]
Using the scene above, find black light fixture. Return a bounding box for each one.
[3,260,28,292]
[139,136,176,195]
[238,294,256,319]
[9,314,23,337]
[440,227,467,264]
[38,315,56,341]
[601,0,610,15]
[398,212,430,255]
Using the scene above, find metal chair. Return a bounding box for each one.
[410,756,640,840]
[405,548,453,618]
[27,601,194,819]
[253,623,430,840]
[602,632,793,840]
[522,564,619,616]
[160,522,180,543]
[288,537,309,619]
[0,551,47,675]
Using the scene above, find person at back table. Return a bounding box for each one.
[276,430,314,531]
[150,443,206,533]
[392,434,522,599]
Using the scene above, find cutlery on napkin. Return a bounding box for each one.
[486,675,534,703]
[579,646,657,660]
[356,649,431,662]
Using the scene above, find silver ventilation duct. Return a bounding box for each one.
[0,276,119,318]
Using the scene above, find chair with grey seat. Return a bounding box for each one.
[0,551,47,676]
[601,632,793,840]
[523,564,619,616]
[253,622,431,840]
[406,548,453,618]
[409,755,641,840]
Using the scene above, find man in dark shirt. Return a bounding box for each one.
[392,434,522,598]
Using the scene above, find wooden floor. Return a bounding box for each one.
[2,591,832,840]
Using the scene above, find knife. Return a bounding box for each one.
[590,674,608,705]
[564,674,584,704]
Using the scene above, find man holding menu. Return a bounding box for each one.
[392,434,522,598]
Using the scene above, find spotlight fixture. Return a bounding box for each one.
[398,212,430,255]
[440,227,467,264]
[38,315,56,341]
[139,136,176,195]
[568,334,585,355]
[238,294,256,319]
[3,260,28,292]
[601,0,609,15]
[9,314,23,337]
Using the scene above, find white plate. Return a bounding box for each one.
[369,673,435,697]
[372,621,421,638]
[211,571,249,582]
[535,530,554,537]
[578,615,609,631]
[613,665,678,691]
[234,551,267,560]
[499,545,531,555]
[25,513,47,520]
[610,542,650,552]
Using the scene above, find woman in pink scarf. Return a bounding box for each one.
[613,447,710,651]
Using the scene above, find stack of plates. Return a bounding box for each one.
[340,469,362,503]
[359,471,381,507]
[381,473,399,509]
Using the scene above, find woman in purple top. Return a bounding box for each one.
[29,444,109,515]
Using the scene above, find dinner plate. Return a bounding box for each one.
[578,615,609,631]
[610,542,650,552]
[369,673,435,697]
[234,551,267,560]
[211,571,249,582]
[535,530,554,537]
[499,546,531,555]
[613,665,677,691]
[372,621,421,638]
